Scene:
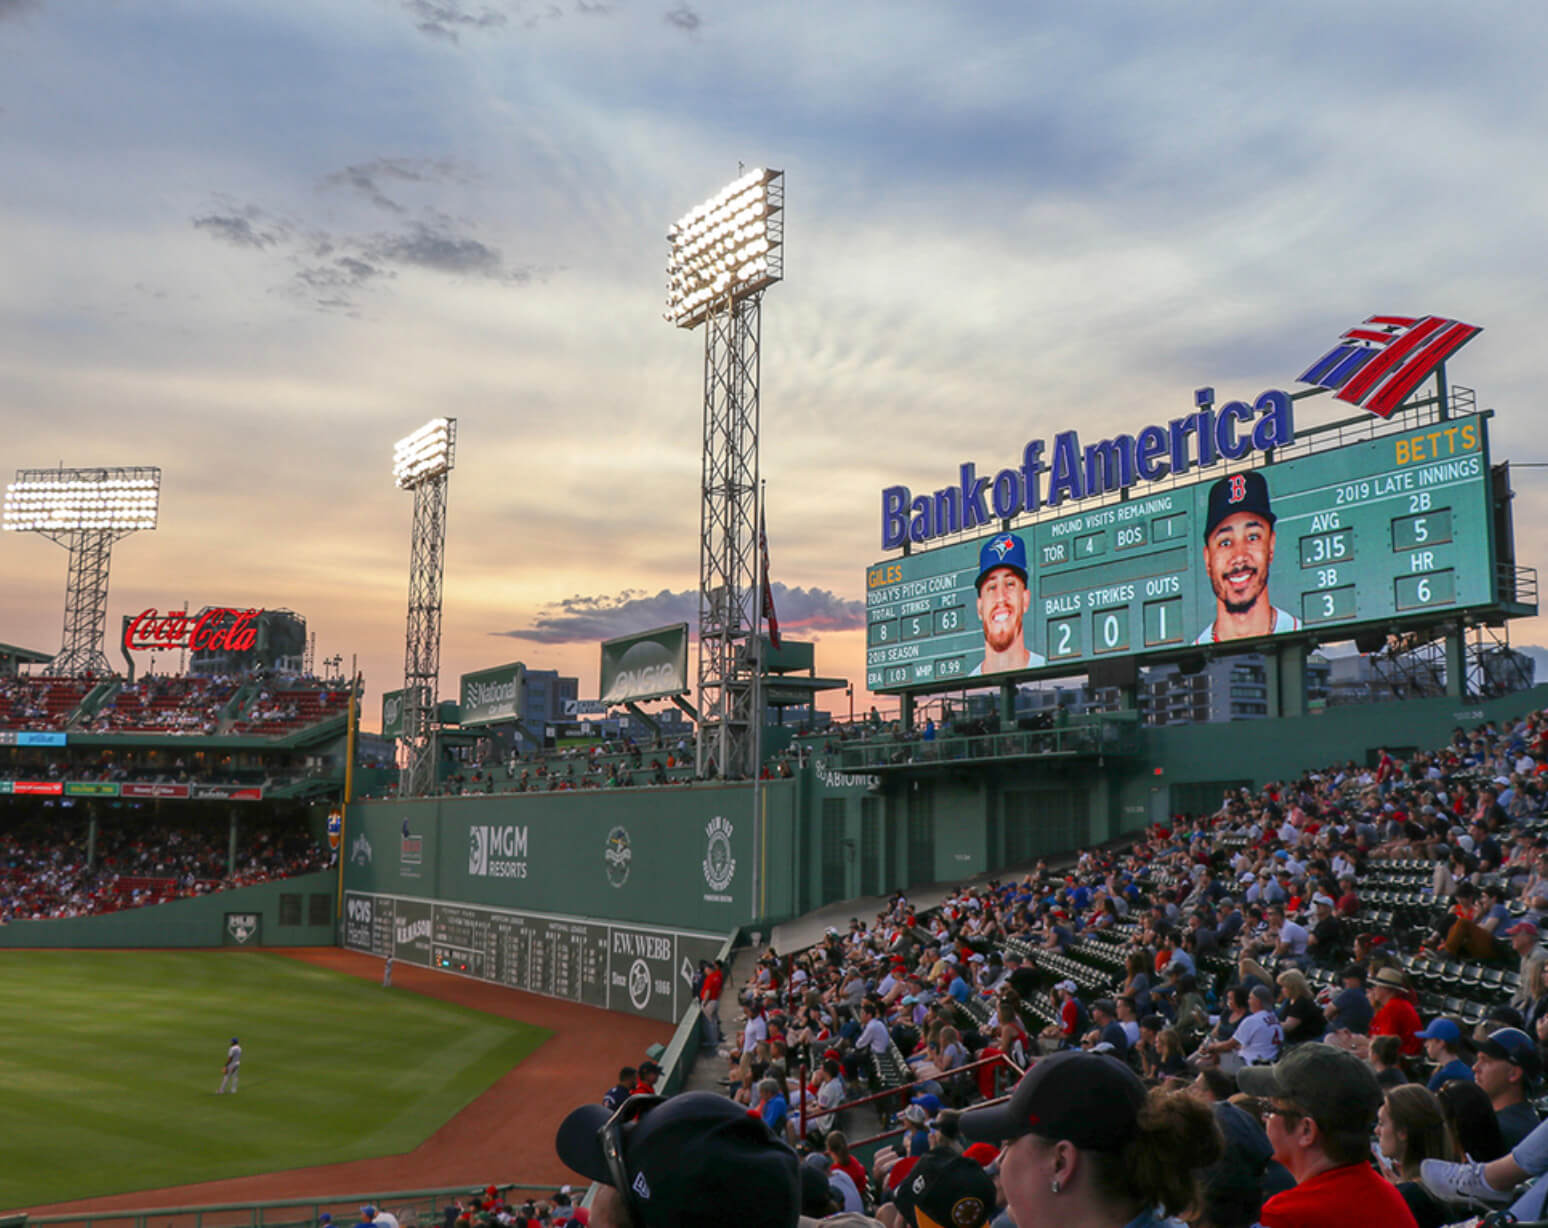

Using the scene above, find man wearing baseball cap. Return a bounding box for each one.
[555,1092,799,1228]
[1194,470,1301,645]
[1237,1043,1415,1227]
[969,532,1045,676]
[1473,1026,1542,1150]
[888,1150,996,1228]
[1415,1017,1473,1091]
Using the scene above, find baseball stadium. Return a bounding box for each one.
[8,24,1548,1228]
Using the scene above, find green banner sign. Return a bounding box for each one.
[64,782,120,797]
[381,688,407,739]
[599,623,689,704]
[459,662,524,727]
[0,780,11,795]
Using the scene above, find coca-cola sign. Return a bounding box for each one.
[123,608,261,654]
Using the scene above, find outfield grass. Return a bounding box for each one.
[0,950,550,1211]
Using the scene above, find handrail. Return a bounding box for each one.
[835,713,1140,773]
[795,1051,1025,1140]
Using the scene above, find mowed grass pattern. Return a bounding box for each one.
[0,950,550,1211]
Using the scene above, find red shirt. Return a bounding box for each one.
[700,965,723,1004]
[1260,1161,1417,1228]
[1370,996,1423,1055]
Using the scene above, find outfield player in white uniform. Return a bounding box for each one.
[218,1036,242,1094]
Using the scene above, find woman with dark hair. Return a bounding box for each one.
[961,1050,1221,1228]
[1377,1084,1456,1228]
[1436,1077,1508,1162]
[1124,949,1155,1015]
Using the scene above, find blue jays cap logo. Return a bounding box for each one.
[976,532,1027,588]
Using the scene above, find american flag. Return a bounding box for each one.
[1297,314,1482,419]
[759,505,781,649]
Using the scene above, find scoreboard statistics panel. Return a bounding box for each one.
[865,416,1494,692]
[342,891,725,1023]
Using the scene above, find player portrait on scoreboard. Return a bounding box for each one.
[970,532,1047,675]
[1195,470,1302,644]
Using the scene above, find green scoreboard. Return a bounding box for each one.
[865,416,1496,692]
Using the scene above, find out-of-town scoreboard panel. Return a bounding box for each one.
[865,417,1495,692]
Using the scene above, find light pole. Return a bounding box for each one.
[3,466,161,676]
[664,167,785,780]
[393,417,456,797]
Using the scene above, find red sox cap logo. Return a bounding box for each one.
[1227,474,1247,504]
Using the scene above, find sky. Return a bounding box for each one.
[3,0,1548,730]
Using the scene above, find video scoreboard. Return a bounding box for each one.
[866,416,1497,692]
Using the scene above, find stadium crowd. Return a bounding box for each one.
[0,814,327,922]
[561,703,1548,1228]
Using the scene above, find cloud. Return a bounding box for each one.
[402,0,508,43]
[366,221,511,278]
[664,4,700,32]
[320,157,466,214]
[495,582,863,644]
[192,188,541,310]
[192,210,288,249]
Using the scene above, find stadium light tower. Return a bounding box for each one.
[3,466,161,677]
[665,166,785,781]
[393,417,456,797]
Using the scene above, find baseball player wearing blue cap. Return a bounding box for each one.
[1195,470,1301,644]
[970,532,1045,675]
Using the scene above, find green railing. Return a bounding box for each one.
[834,711,1141,773]
[22,1184,559,1228]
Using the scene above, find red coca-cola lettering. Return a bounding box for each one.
[124,608,262,653]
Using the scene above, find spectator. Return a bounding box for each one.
[959,1050,1222,1228]
[1472,1026,1542,1151]
[1360,967,1422,1058]
[1434,1077,1507,1163]
[1375,1085,1456,1228]
[1414,1018,1472,1092]
[603,1068,636,1112]
[1083,999,1129,1060]
[554,1091,799,1228]
[885,1150,994,1228]
[1275,970,1325,1047]
[1237,1043,1417,1227]
[1323,964,1373,1035]
[1369,1035,1409,1090]
[1202,985,1282,1073]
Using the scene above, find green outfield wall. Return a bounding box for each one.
[0,870,336,949]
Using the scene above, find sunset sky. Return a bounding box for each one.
[3,1,1547,729]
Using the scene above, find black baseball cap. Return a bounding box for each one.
[892,1151,996,1228]
[555,1092,799,1228]
[1203,470,1275,542]
[960,1050,1147,1151]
